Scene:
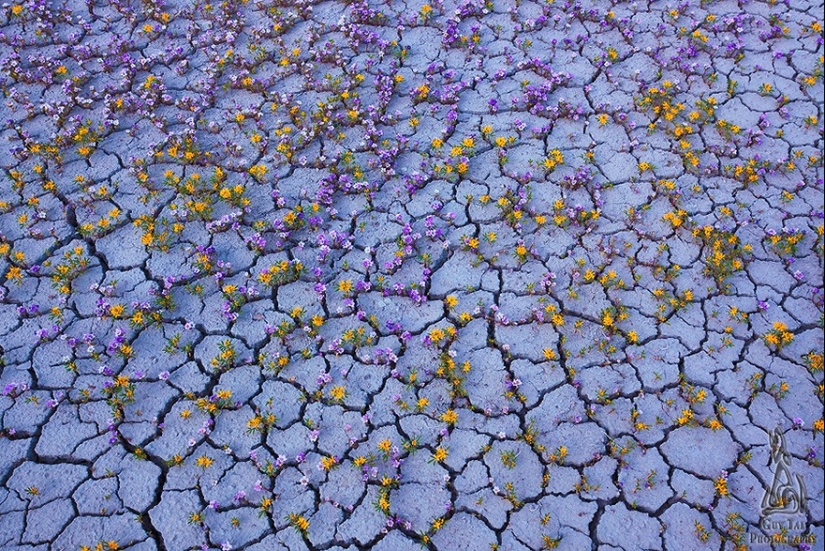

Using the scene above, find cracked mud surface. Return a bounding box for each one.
[0,0,823,550]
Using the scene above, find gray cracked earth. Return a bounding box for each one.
[0,0,823,550]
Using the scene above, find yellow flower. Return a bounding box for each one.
[543,150,564,170]
[440,409,458,425]
[7,266,23,283]
[714,475,729,497]
[131,310,144,326]
[805,352,823,372]
[428,327,445,343]
[329,386,346,401]
[432,447,448,462]
[195,455,213,469]
[248,164,267,179]
[290,514,310,532]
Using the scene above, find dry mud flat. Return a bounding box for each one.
[0,0,823,550]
